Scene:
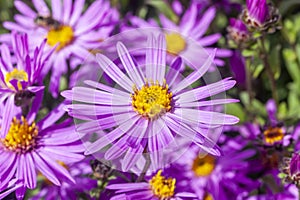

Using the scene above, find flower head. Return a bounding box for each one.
[0,33,52,106]
[0,101,84,200]
[171,141,258,199]
[3,0,118,97]
[62,34,239,172]
[106,169,196,200]
[227,18,251,46]
[242,0,280,31]
[122,2,232,67]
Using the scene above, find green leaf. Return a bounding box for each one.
[147,1,178,23]
[253,63,264,78]
[225,103,246,124]
[278,102,288,118]
[269,45,281,80]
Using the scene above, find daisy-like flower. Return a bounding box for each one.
[106,169,197,200]
[0,101,84,200]
[172,140,258,200]
[62,34,239,172]
[0,32,52,105]
[3,0,118,97]
[123,2,232,67]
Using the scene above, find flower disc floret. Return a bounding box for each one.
[47,25,74,51]
[192,154,215,177]
[263,126,284,145]
[1,116,38,153]
[131,80,172,119]
[149,170,176,199]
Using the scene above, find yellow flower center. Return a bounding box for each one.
[47,25,74,51]
[263,126,284,145]
[204,193,214,200]
[149,170,176,199]
[1,116,38,153]
[5,68,29,90]
[165,33,186,55]
[192,154,215,177]
[131,80,172,119]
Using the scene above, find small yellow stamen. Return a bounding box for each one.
[149,170,176,199]
[47,25,74,51]
[165,33,186,55]
[263,127,284,145]
[131,80,172,119]
[5,68,29,90]
[1,116,38,153]
[192,154,215,177]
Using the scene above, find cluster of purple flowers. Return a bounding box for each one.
[0,0,299,200]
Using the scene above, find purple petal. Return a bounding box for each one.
[96,54,134,92]
[165,57,183,87]
[171,49,216,94]
[69,0,85,26]
[32,152,61,186]
[85,115,140,155]
[117,42,144,88]
[176,78,236,103]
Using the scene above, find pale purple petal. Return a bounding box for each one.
[96,54,134,92]
[172,49,216,94]
[85,115,140,155]
[117,42,144,88]
[32,152,61,186]
[176,78,236,103]
[69,0,85,26]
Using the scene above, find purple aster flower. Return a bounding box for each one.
[123,2,232,67]
[29,159,97,200]
[3,0,118,97]
[241,0,280,31]
[106,169,197,200]
[246,0,269,26]
[227,18,251,46]
[0,101,84,200]
[0,32,52,106]
[171,140,258,200]
[62,34,239,172]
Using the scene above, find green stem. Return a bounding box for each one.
[260,36,278,105]
[136,153,151,182]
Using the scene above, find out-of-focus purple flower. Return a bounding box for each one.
[0,101,84,200]
[106,169,197,200]
[171,139,258,200]
[227,18,251,46]
[246,0,269,26]
[3,0,118,97]
[0,32,52,105]
[62,34,239,171]
[229,50,246,85]
[123,2,232,67]
[29,159,97,200]
[263,99,291,146]
[242,0,280,31]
